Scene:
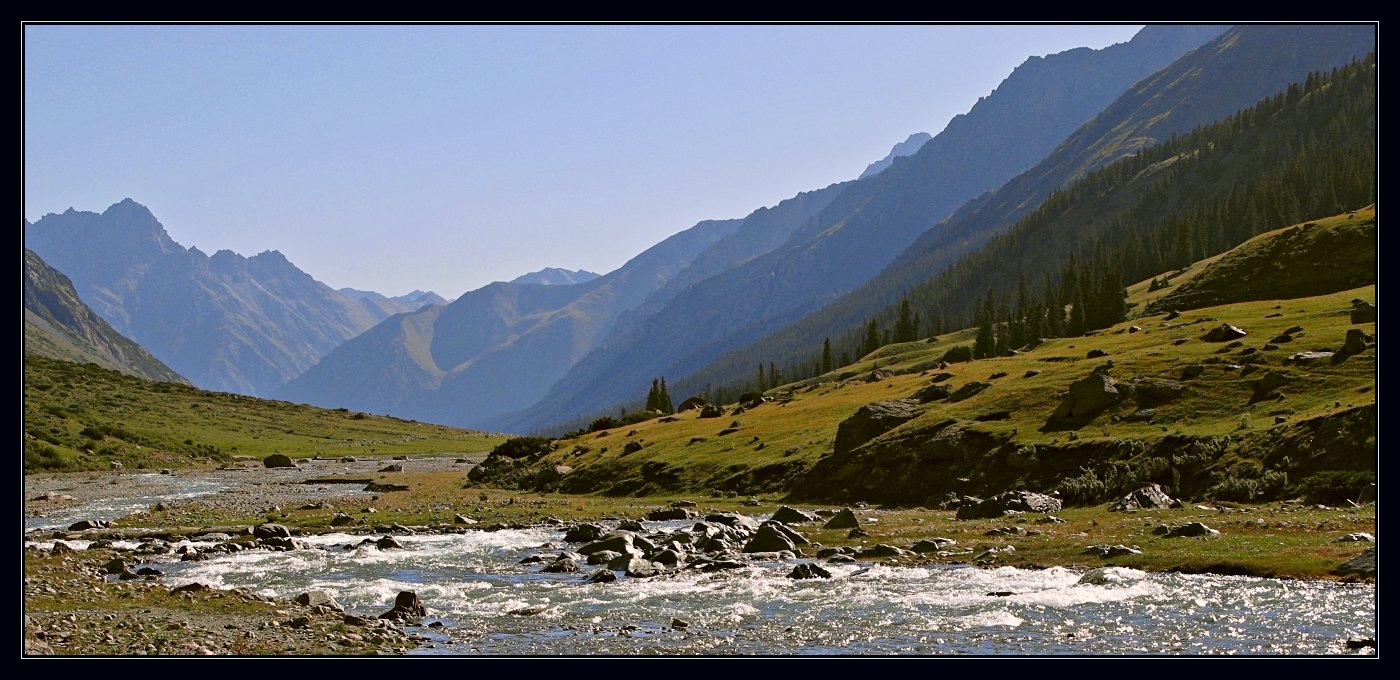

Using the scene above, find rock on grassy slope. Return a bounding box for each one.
[471,209,1375,508]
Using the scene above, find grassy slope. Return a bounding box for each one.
[499,209,1375,506]
[23,355,507,472]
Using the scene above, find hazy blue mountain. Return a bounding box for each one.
[679,23,1375,400]
[496,24,1231,433]
[857,132,931,179]
[24,247,189,385]
[339,287,448,307]
[275,218,743,427]
[23,199,436,396]
[510,268,602,286]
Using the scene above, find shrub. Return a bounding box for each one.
[1295,470,1376,505]
[490,436,554,460]
[941,345,974,364]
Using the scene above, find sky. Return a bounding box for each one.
[24,23,1145,299]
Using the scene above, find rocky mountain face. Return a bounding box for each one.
[510,268,602,286]
[680,23,1374,400]
[857,132,931,179]
[496,24,1232,433]
[23,199,437,396]
[24,247,189,385]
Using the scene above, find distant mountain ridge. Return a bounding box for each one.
[857,132,931,179]
[510,268,602,286]
[276,217,745,426]
[24,247,189,385]
[683,24,1376,398]
[23,199,438,396]
[495,23,1232,433]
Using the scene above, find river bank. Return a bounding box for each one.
[23,457,1377,656]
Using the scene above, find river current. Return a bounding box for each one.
[24,474,1376,656]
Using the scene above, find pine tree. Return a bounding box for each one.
[756,363,766,392]
[895,298,916,343]
[658,377,673,414]
[821,338,833,374]
[863,319,881,356]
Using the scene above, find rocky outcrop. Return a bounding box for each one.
[1050,365,1122,421]
[1108,484,1179,512]
[1202,324,1247,342]
[956,490,1062,519]
[947,382,992,403]
[1334,547,1376,579]
[834,400,920,454]
[1350,299,1376,324]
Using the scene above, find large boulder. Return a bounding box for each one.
[1287,351,1335,366]
[252,523,292,539]
[1350,299,1376,324]
[698,404,725,419]
[647,507,694,521]
[295,591,344,612]
[1334,547,1376,579]
[378,591,427,622]
[1108,484,1179,512]
[947,382,992,403]
[769,506,819,524]
[1050,365,1122,420]
[822,508,861,530]
[1161,522,1219,538]
[788,563,832,579]
[1201,324,1248,342]
[578,532,639,557]
[1341,329,1374,355]
[703,512,761,533]
[912,383,953,403]
[834,400,920,454]
[563,523,606,543]
[956,491,1062,520]
[742,523,797,553]
[262,453,297,468]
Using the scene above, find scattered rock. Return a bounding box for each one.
[541,558,580,573]
[50,541,76,555]
[622,441,644,454]
[1349,299,1376,324]
[262,454,297,469]
[670,618,690,629]
[330,513,356,527]
[377,464,403,473]
[834,400,920,454]
[1108,484,1179,512]
[1201,324,1247,342]
[822,508,861,530]
[1334,533,1375,543]
[1050,365,1122,420]
[453,514,476,525]
[1023,370,1042,378]
[375,536,404,550]
[770,506,819,524]
[698,404,725,419]
[564,523,606,543]
[788,563,833,579]
[1335,548,1376,579]
[910,538,957,553]
[956,491,1061,520]
[1086,349,1109,359]
[646,507,694,521]
[67,519,111,531]
[1341,329,1374,355]
[588,570,618,584]
[379,591,427,622]
[1163,522,1219,538]
[1286,351,1334,366]
[295,591,344,612]
[947,382,992,403]
[252,523,292,539]
[847,527,869,538]
[1083,544,1143,558]
[912,383,953,403]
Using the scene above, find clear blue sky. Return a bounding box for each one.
[24,23,1144,298]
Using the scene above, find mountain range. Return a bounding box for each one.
[24,23,1375,440]
[23,200,441,396]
